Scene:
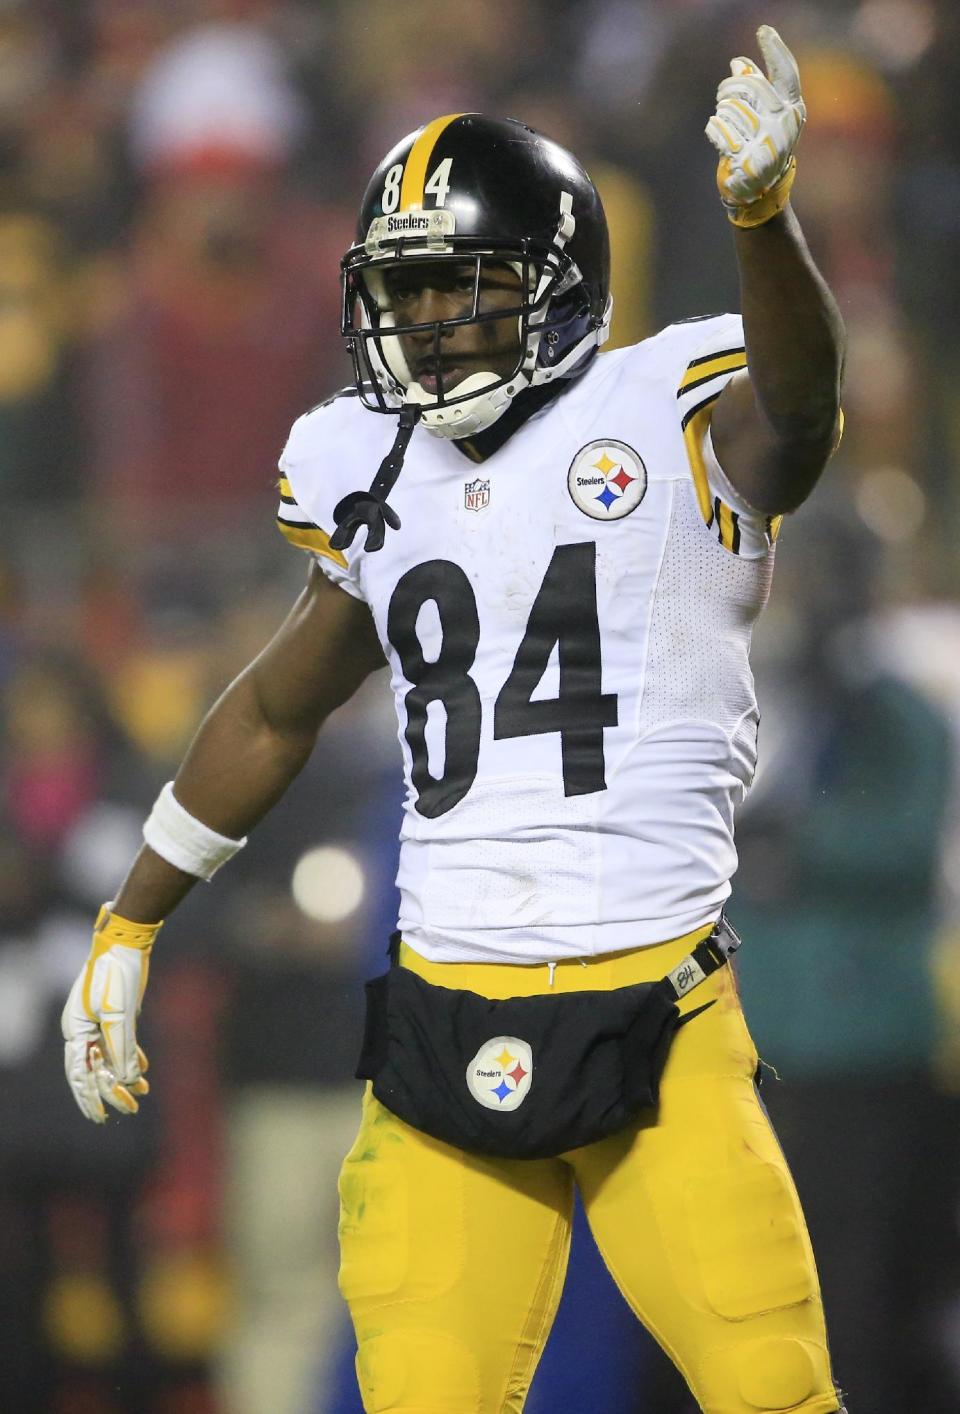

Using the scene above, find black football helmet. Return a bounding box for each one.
[340,113,612,439]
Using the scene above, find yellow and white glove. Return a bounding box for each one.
[705,24,805,228]
[61,905,162,1123]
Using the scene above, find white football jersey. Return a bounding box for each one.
[277,314,780,963]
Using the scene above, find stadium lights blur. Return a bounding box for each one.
[855,466,926,543]
[852,0,936,72]
[291,845,366,923]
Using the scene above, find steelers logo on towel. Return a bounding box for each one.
[567,440,647,521]
[466,1036,533,1111]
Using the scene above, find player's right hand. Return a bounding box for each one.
[61,904,162,1123]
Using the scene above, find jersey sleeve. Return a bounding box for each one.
[274,405,366,601]
[674,314,781,558]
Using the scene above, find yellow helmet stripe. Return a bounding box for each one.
[400,113,464,211]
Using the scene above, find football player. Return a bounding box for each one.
[63,27,848,1414]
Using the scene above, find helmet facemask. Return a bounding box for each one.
[341,204,608,439]
[358,248,534,438]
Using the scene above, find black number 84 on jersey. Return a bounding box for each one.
[387,542,618,818]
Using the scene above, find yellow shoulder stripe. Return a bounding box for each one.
[677,350,747,396]
[276,518,348,569]
[400,113,464,211]
[682,400,716,525]
[768,514,783,543]
[278,476,294,499]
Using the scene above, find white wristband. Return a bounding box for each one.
[142,782,247,881]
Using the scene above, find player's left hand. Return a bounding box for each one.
[706,24,805,227]
[61,904,161,1123]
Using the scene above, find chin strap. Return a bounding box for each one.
[330,403,422,553]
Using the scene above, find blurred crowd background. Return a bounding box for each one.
[2,0,960,1411]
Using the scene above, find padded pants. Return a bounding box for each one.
[338,927,840,1413]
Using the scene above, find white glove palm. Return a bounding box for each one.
[706,25,805,225]
[62,905,162,1123]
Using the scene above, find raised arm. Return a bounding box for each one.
[705,26,845,514]
[62,563,384,1121]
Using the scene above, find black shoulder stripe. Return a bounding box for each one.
[684,345,746,371]
[679,364,746,399]
[680,388,722,432]
[277,512,323,533]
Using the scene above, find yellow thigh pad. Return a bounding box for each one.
[571,948,839,1414]
[684,1157,816,1320]
[339,1087,572,1412]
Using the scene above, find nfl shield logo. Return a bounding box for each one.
[464,477,490,512]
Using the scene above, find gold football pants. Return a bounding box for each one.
[338,925,839,1413]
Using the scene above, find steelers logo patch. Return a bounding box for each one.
[568,440,647,521]
[466,1036,533,1111]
